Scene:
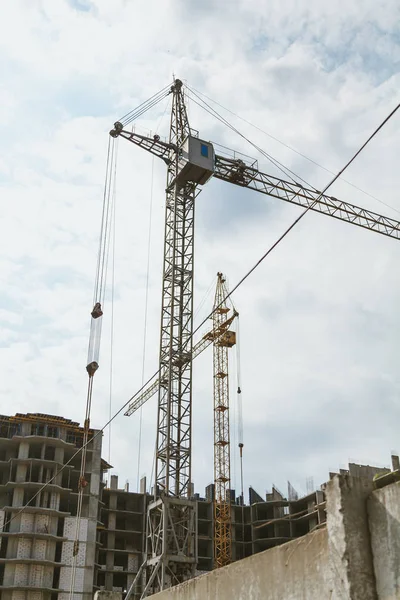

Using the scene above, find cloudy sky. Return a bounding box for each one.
[1,0,400,501]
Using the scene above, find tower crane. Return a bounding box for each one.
[212,273,236,568]
[110,78,400,598]
[124,273,239,571]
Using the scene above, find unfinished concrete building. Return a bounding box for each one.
[0,412,108,600]
[96,475,145,595]
[0,411,394,598]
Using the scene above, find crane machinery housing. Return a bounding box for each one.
[109,77,400,599]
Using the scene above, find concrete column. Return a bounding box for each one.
[15,463,27,483]
[21,422,31,436]
[368,480,400,599]
[326,475,377,600]
[12,486,24,507]
[18,441,29,459]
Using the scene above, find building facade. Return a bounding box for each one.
[0,413,106,600]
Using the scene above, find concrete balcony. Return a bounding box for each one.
[0,557,65,568]
[0,531,67,542]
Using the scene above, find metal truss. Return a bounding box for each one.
[112,79,198,596]
[110,128,400,242]
[214,155,400,240]
[139,79,198,595]
[213,273,233,568]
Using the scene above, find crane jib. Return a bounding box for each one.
[108,124,400,240]
[213,155,400,240]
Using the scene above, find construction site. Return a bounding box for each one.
[1,72,400,600]
[1,410,400,600]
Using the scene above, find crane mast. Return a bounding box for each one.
[213,273,236,568]
[112,79,215,598]
[145,79,197,594]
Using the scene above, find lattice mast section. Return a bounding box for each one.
[142,79,198,596]
[156,78,195,497]
[213,273,234,568]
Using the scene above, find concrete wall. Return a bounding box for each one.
[150,475,400,600]
[326,474,377,600]
[368,480,400,599]
[151,528,333,600]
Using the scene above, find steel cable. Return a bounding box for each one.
[186,83,400,217]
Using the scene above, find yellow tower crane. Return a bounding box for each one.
[213,273,237,568]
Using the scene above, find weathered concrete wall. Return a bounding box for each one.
[145,476,400,600]
[326,474,377,600]
[151,528,333,600]
[368,480,400,599]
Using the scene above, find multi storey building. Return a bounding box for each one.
[0,412,392,599]
[0,413,108,600]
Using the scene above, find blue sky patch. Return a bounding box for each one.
[67,0,93,12]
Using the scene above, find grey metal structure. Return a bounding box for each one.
[111,80,214,596]
[111,78,400,597]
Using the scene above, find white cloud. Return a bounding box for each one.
[0,0,399,502]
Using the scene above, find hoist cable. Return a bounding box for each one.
[69,138,118,599]
[136,156,155,492]
[136,96,171,492]
[108,145,118,470]
[185,87,315,190]
[68,377,94,599]
[187,83,400,217]
[235,316,245,554]
[193,276,215,325]
[230,321,237,494]
[98,139,116,305]
[148,437,158,497]
[93,137,112,305]
[236,316,243,447]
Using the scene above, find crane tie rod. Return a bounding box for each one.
[117,84,171,128]
[186,83,400,217]
[2,94,398,538]
[186,83,400,220]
